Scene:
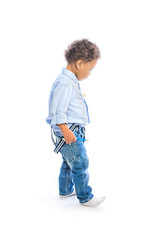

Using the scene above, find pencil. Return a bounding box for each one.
[76,138,88,141]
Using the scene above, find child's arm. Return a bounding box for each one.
[57,124,76,144]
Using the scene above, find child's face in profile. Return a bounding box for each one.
[76,60,97,81]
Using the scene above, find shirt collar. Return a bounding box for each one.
[62,68,79,84]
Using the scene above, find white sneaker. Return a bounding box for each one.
[81,196,105,207]
[59,190,76,198]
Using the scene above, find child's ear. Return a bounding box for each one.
[76,60,84,69]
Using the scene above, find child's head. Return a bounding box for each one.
[65,39,101,80]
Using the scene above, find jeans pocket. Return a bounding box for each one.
[60,144,75,162]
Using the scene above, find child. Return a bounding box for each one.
[46,39,105,207]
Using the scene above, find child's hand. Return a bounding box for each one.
[63,129,76,144]
[57,124,76,144]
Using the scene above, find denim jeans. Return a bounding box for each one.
[55,127,94,204]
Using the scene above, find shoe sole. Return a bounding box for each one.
[59,191,76,198]
[81,197,105,207]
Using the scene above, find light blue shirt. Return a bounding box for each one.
[46,68,90,136]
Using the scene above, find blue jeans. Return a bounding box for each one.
[56,127,94,204]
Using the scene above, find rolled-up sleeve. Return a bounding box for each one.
[50,84,73,125]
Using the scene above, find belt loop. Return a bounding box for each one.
[82,127,85,134]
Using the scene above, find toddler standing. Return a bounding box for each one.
[46,39,105,207]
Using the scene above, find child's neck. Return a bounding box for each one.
[66,64,77,77]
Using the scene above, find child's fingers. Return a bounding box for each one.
[65,135,76,144]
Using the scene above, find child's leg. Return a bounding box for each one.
[71,142,94,203]
[60,141,94,204]
[59,156,74,196]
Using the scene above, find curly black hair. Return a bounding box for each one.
[64,39,101,64]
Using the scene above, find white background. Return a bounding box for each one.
[0,0,160,239]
